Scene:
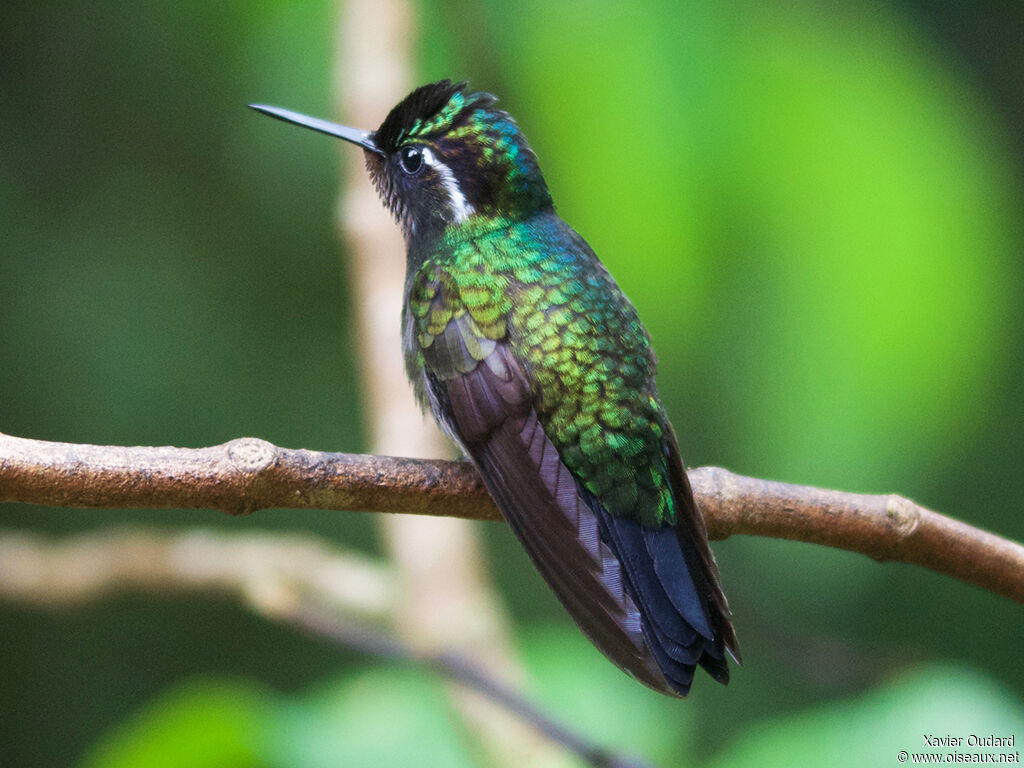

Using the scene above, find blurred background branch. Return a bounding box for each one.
[0,527,651,768]
[331,1,566,765]
[2,430,1021,604]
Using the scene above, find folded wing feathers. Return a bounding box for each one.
[425,317,733,695]
[431,337,670,691]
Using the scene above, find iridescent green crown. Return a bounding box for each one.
[374,80,495,152]
[373,80,551,217]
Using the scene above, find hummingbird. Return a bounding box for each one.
[250,80,739,696]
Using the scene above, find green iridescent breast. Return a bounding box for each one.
[405,212,678,528]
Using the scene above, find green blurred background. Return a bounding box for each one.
[2,0,1022,766]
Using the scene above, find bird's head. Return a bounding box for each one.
[251,80,552,240]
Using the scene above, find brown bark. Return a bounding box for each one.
[2,431,1021,604]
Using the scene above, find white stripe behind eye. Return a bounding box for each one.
[421,147,475,223]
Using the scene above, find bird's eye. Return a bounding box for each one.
[399,145,424,175]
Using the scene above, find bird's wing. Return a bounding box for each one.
[423,312,669,691]
[420,306,731,695]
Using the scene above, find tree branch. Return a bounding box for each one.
[1,431,1022,604]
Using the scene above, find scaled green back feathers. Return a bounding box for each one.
[406,214,678,529]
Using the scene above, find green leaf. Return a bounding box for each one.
[705,664,1024,768]
[264,667,475,768]
[80,668,476,768]
[521,625,697,765]
[80,678,273,768]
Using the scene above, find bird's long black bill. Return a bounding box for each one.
[248,104,380,153]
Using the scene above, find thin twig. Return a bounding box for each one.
[0,527,393,617]
[1,431,1022,603]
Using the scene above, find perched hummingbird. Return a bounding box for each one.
[251,80,739,696]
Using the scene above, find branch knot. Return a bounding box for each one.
[226,438,277,474]
[885,494,921,541]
